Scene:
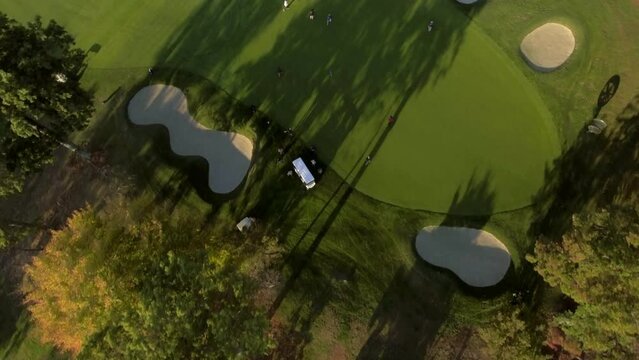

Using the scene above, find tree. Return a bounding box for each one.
[0,13,93,196]
[24,202,273,358]
[79,250,272,360]
[528,205,639,358]
[477,306,548,360]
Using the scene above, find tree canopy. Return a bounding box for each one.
[529,205,639,358]
[24,202,272,359]
[0,13,93,196]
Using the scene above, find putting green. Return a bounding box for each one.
[3,0,560,214]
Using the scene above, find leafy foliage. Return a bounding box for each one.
[23,207,113,353]
[477,306,547,360]
[529,206,639,357]
[24,202,272,359]
[0,13,93,196]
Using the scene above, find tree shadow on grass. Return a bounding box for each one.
[154,0,486,176]
[424,171,519,300]
[0,274,23,354]
[356,264,455,360]
[80,68,308,227]
[266,252,354,360]
[523,94,639,314]
[529,94,639,241]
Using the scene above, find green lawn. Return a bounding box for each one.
[74,68,538,357]
[0,0,579,214]
[1,0,638,356]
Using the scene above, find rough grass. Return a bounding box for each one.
[2,0,565,214]
[76,68,535,358]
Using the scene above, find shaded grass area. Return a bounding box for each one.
[0,275,67,360]
[74,68,537,358]
[2,0,561,214]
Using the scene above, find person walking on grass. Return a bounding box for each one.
[283,0,289,11]
[326,13,333,26]
[364,155,372,166]
[309,8,316,20]
[428,20,434,32]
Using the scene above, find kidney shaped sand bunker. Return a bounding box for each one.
[128,85,253,194]
[520,23,575,72]
[415,226,511,287]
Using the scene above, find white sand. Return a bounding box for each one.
[127,85,253,194]
[415,226,511,287]
[520,23,575,72]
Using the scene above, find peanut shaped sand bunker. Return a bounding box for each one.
[415,226,511,287]
[128,85,253,194]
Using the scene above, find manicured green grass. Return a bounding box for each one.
[74,68,537,357]
[2,0,570,214]
[472,0,639,141]
[2,0,638,356]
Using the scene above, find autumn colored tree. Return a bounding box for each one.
[528,205,639,358]
[24,201,272,358]
[0,13,93,196]
[23,207,114,353]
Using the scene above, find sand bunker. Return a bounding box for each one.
[128,85,253,194]
[415,226,511,287]
[520,23,575,72]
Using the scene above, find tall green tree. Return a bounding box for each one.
[0,13,93,196]
[528,205,639,358]
[477,306,547,360]
[24,201,272,358]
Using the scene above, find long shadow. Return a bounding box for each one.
[593,74,621,118]
[268,113,398,317]
[154,0,486,178]
[266,252,354,360]
[429,172,516,301]
[356,264,455,360]
[529,94,639,240]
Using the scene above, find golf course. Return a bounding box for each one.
[1,0,638,358]
[3,0,567,214]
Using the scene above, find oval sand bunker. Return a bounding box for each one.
[128,85,253,194]
[415,226,511,287]
[520,23,575,72]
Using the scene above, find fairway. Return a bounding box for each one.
[2,0,561,214]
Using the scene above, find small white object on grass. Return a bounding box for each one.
[54,73,67,83]
[236,217,256,232]
[587,125,602,135]
[592,118,607,130]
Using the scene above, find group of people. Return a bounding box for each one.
[276,2,436,171]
